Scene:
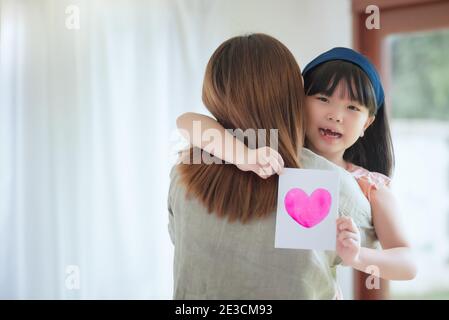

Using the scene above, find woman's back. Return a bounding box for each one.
[168,148,378,299]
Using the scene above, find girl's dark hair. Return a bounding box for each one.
[303,60,395,177]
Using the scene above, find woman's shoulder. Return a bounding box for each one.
[300,148,344,171]
[168,164,187,204]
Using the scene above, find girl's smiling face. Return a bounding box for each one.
[305,80,375,162]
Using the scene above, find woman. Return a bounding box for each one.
[168,34,377,299]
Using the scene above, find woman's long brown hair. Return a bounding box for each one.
[178,34,306,223]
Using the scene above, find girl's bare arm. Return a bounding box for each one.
[176,112,284,178]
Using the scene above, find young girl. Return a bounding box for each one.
[176,47,417,282]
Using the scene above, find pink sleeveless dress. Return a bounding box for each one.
[346,163,391,201]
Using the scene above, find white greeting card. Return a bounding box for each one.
[275,168,340,251]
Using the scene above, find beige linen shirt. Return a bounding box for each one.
[167,148,378,299]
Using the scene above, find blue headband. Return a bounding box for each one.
[302,47,384,109]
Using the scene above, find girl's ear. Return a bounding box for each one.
[361,115,375,137]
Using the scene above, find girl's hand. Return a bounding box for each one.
[336,216,361,266]
[236,146,284,179]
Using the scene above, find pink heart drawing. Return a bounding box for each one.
[284,188,332,228]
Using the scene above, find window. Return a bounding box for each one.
[352,0,449,299]
[388,28,449,299]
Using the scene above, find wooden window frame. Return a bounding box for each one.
[351,0,449,300]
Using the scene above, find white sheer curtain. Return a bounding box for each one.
[0,0,179,299]
[0,0,351,299]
